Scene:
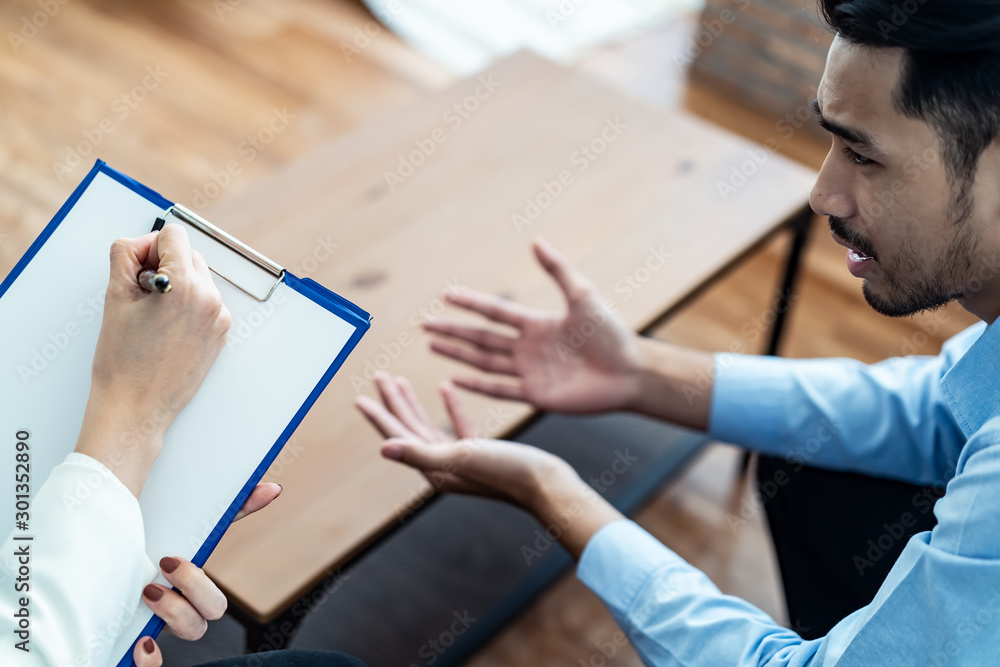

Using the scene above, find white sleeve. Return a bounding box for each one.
[0,453,156,667]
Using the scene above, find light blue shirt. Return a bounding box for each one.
[577,322,1000,665]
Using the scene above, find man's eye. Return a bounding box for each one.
[842,145,874,166]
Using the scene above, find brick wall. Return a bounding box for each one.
[688,0,834,140]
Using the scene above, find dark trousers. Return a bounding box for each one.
[757,455,945,639]
[195,651,366,667]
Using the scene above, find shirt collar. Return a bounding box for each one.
[941,319,1000,438]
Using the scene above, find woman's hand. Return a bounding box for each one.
[423,238,643,414]
[133,482,282,667]
[355,373,623,556]
[75,225,232,497]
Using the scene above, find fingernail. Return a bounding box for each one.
[160,556,180,574]
[143,584,163,602]
[143,638,155,655]
[382,444,403,461]
[277,484,283,494]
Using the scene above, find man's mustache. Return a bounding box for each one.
[829,216,879,261]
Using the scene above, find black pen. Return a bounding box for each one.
[138,270,171,294]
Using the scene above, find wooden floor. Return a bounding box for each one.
[0,1,978,665]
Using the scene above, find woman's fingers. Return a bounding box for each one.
[533,237,595,304]
[442,289,535,328]
[429,340,518,376]
[234,483,282,522]
[107,234,159,297]
[441,381,475,439]
[142,584,208,641]
[356,394,415,439]
[423,318,516,353]
[151,224,194,283]
[133,637,162,667]
[142,557,227,640]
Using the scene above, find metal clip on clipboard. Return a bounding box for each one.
[154,204,285,302]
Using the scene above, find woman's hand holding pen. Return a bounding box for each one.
[75,224,232,497]
[68,226,279,666]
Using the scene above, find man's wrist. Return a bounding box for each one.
[528,457,624,560]
[623,338,714,431]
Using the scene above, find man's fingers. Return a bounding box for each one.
[373,373,439,442]
[381,437,464,472]
[442,289,534,328]
[429,340,518,376]
[533,237,594,303]
[423,319,516,353]
[395,376,447,440]
[133,637,162,667]
[441,381,475,439]
[451,376,527,402]
[234,483,282,522]
[355,395,415,439]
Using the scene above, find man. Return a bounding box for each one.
[356,0,1000,663]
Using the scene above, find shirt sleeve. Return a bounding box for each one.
[0,453,156,667]
[579,433,1000,667]
[708,323,986,486]
[577,520,822,666]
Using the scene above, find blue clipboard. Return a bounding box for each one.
[0,161,370,666]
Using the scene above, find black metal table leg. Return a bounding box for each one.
[740,207,814,474]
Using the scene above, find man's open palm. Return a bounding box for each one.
[424,238,641,414]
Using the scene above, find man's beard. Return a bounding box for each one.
[829,216,975,318]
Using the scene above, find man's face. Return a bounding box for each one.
[810,36,1000,321]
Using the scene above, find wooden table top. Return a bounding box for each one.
[204,51,816,622]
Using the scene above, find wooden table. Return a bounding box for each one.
[203,51,816,640]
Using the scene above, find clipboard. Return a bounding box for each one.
[0,161,371,665]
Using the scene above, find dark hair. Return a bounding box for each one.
[820,0,1000,212]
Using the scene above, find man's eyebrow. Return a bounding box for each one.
[811,99,878,151]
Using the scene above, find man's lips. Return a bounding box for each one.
[831,232,874,260]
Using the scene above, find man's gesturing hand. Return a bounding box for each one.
[355,373,623,557]
[424,238,642,415]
